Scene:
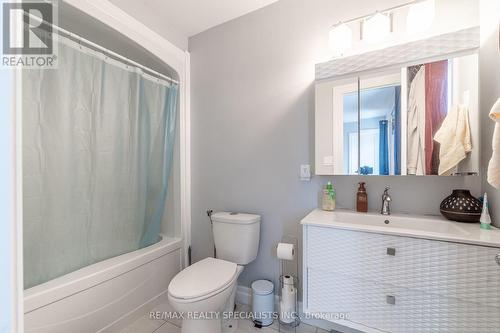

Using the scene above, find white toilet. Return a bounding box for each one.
[168,212,261,333]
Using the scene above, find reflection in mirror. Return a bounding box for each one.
[343,91,358,175]
[359,75,402,175]
[314,53,479,177]
[406,54,478,176]
[324,77,359,175]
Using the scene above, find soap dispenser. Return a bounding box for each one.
[322,181,336,211]
[357,182,368,213]
[480,193,492,230]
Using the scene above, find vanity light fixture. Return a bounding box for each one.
[329,22,352,56]
[406,0,435,34]
[362,12,392,44]
[328,0,434,52]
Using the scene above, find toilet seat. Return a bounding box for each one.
[168,257,237,301]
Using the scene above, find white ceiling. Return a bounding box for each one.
[108,0,279,49]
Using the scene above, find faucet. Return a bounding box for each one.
[381,187,392,215]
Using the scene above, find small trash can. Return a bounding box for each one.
[251,279,274,327]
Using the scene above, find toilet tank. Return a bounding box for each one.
[211,212,261,265]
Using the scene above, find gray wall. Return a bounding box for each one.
[480,0,500,228]
[189,0,484,288]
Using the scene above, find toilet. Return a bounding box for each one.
[168,212,261,333]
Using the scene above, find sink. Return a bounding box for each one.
[327,210,470,237]
[301,209,500,247]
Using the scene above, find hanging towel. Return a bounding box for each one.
[407,67,426,175]
[424,60,448,175]
[433,105,472,175]
[487,98,500,188]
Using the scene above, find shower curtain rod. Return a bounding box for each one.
[29,13,179,84]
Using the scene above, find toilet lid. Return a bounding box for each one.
[168,258,237,300]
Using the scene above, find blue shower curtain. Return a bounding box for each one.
[140,82,178,248]
[379,120,389,175]
[22,34,179,288]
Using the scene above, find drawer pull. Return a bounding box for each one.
[386,295,396,305]
[496,254,500,265]
[387,247,396,256]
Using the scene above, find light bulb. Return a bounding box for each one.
[329,23,352,56]
[407,0,435,34]
[363,12,391,44]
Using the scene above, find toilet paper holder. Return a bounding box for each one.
[276,236,300,331]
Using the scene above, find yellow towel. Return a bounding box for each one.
[488,98,500,188]
[434,105,472,175]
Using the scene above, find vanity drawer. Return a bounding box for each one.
[306,226,500,307]
[307,226,397,280]
[307,267,500,333]
[307,267,400,332]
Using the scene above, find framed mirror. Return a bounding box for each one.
[314,28,480,176]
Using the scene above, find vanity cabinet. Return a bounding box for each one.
[303,225,500,333]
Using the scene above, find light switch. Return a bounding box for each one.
[300,164,311,181]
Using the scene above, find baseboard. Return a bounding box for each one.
[235,285,372,333]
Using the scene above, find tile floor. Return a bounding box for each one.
[119,303,329,333]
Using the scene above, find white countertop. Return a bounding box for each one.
[301,209,500,248]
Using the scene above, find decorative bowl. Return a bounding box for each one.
[440,189,482,223]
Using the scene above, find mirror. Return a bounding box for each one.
[315,52,479,176]
[358,73,401,175]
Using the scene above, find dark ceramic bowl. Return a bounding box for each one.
[440,190,482,223]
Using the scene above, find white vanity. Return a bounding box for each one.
[301,209,500,333]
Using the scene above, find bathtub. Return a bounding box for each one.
[24,235,183,333]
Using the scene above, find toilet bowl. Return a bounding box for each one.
[168,258,243,333]
[168,212,261,333]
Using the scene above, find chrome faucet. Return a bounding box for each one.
[381,187,392,215]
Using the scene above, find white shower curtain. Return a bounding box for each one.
[23,35,178,289]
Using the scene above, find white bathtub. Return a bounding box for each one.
[24,235,183,333]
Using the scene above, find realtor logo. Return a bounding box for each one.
[2,1,57,68]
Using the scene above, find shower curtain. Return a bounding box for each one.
[23,34,178,289]
[379,120,389,175]
[394,86,401,175]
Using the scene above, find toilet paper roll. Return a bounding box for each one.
[279,301,296,324]
[282,275,294,286]
[276,243,295,261]
[281,287,296,305]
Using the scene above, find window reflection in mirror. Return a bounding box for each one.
[327,77,359,175]
[359,82,402,176]
[343,91,358,175]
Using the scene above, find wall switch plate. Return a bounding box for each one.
[300,164,311,181]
